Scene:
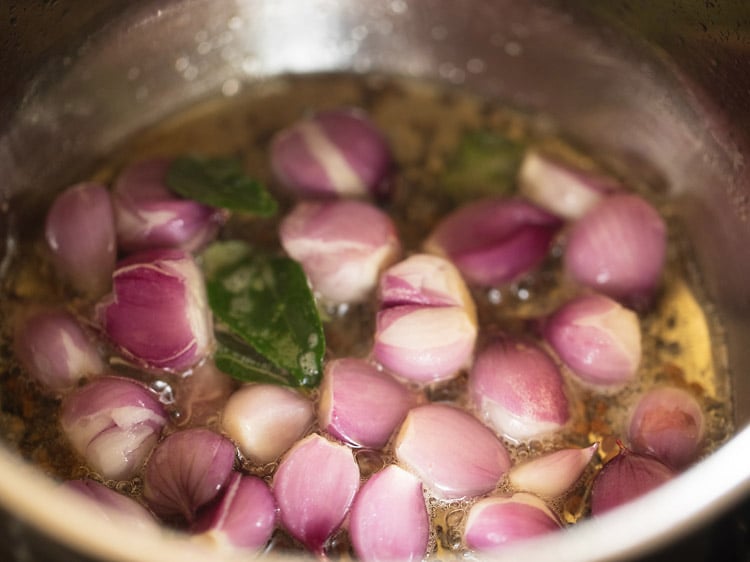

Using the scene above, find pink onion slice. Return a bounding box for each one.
[62,479,156,530]
[112,158,226,253]
[374,304,477,384]
[394,403,511,499]
[142,428,236,523]
[508,444,599,498]
[543,293,641,387]
[14,308,104,393]
[318,358,416,449]
[627,386,705,469]
[590,445,675,516]
[469,337,569,443]
[464,493,561,552]
[279,199,401,304]
[424,197,562,286]
[192,472,277,551]
[60,376,168,480]
[349,465,429,562]
[45,182,116,296]
[518,150,620,220]
[564,194,667,306]
[96,248,212,371]
[273,433,360,554]
[378,253,475,315]
[222,384,314,464]
[270,108,392,199]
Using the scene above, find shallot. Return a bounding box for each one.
[271,108,392,199]
[349,465,429,562]
[142,428,235,523]
[279,199,400,304]
[508,444,599,498]
[45,182,116,296]
[96,249,212,371]
[13,308,104,393]
[424,197,562,286]
[394,403,511,499]
[469,337,569,442]
[60,376,168,480]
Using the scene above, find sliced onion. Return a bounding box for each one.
[142,428,236,523]
[221,384,314,464]
[273,433,360,554]
[590,445,675,515]
[96,249,212,371]
[424,197,562,286]
[318,358,416,449]
[349,465,429,562]
[564,194,666,306]
[14,308,104,393]
[394,403,511,499]
[469,337,569,443]
[112,158,226,253]
[45,182,116,296]
[374,304,477,384]
[270,108,392,199]
[192,473,277,551]
[175,360,235,429]
[62,479,156,530]
[518,150,620,220]
[464,493,561,552]
[628,386,705,469]
[543,293,641,387]
[60,376,168,480]
[508,444,599,498]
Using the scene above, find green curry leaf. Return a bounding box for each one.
[204,242,324,388]
[442,131,526,201]
[167,155,278,216]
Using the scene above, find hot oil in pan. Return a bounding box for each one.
[0,73,735,554]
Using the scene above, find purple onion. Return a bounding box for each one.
[13,308,104,393]
[221,384,314,464]
[45,182,116,296]
[543,293,642,387]
[192,473,277,551]
[508,444,599,498]
[318,358,417,449]
[394,403,511,499]
[270,108,392,199]
[378,253,475,314]
[518,150,620,220]
[590,444,675,515]
[142,428,236,523]
[96,249,212,371]
[423,197,562,286]
[112,159,226,253]
[464,493,561,552]
[62,479,156,530]
[469,337,569,443]
[60,376,168,480]
[279,199,401,304]
[564,194,667,306]
[628,386,705,469]
[349,465,429,562]
[273,433,360,554]
[374,304,477,384]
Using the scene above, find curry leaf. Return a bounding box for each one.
[442,131,526,201]
[204,241,324,388]
[167,155,278,216]
[214,331,294,386]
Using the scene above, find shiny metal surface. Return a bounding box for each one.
[0,1,749,560]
